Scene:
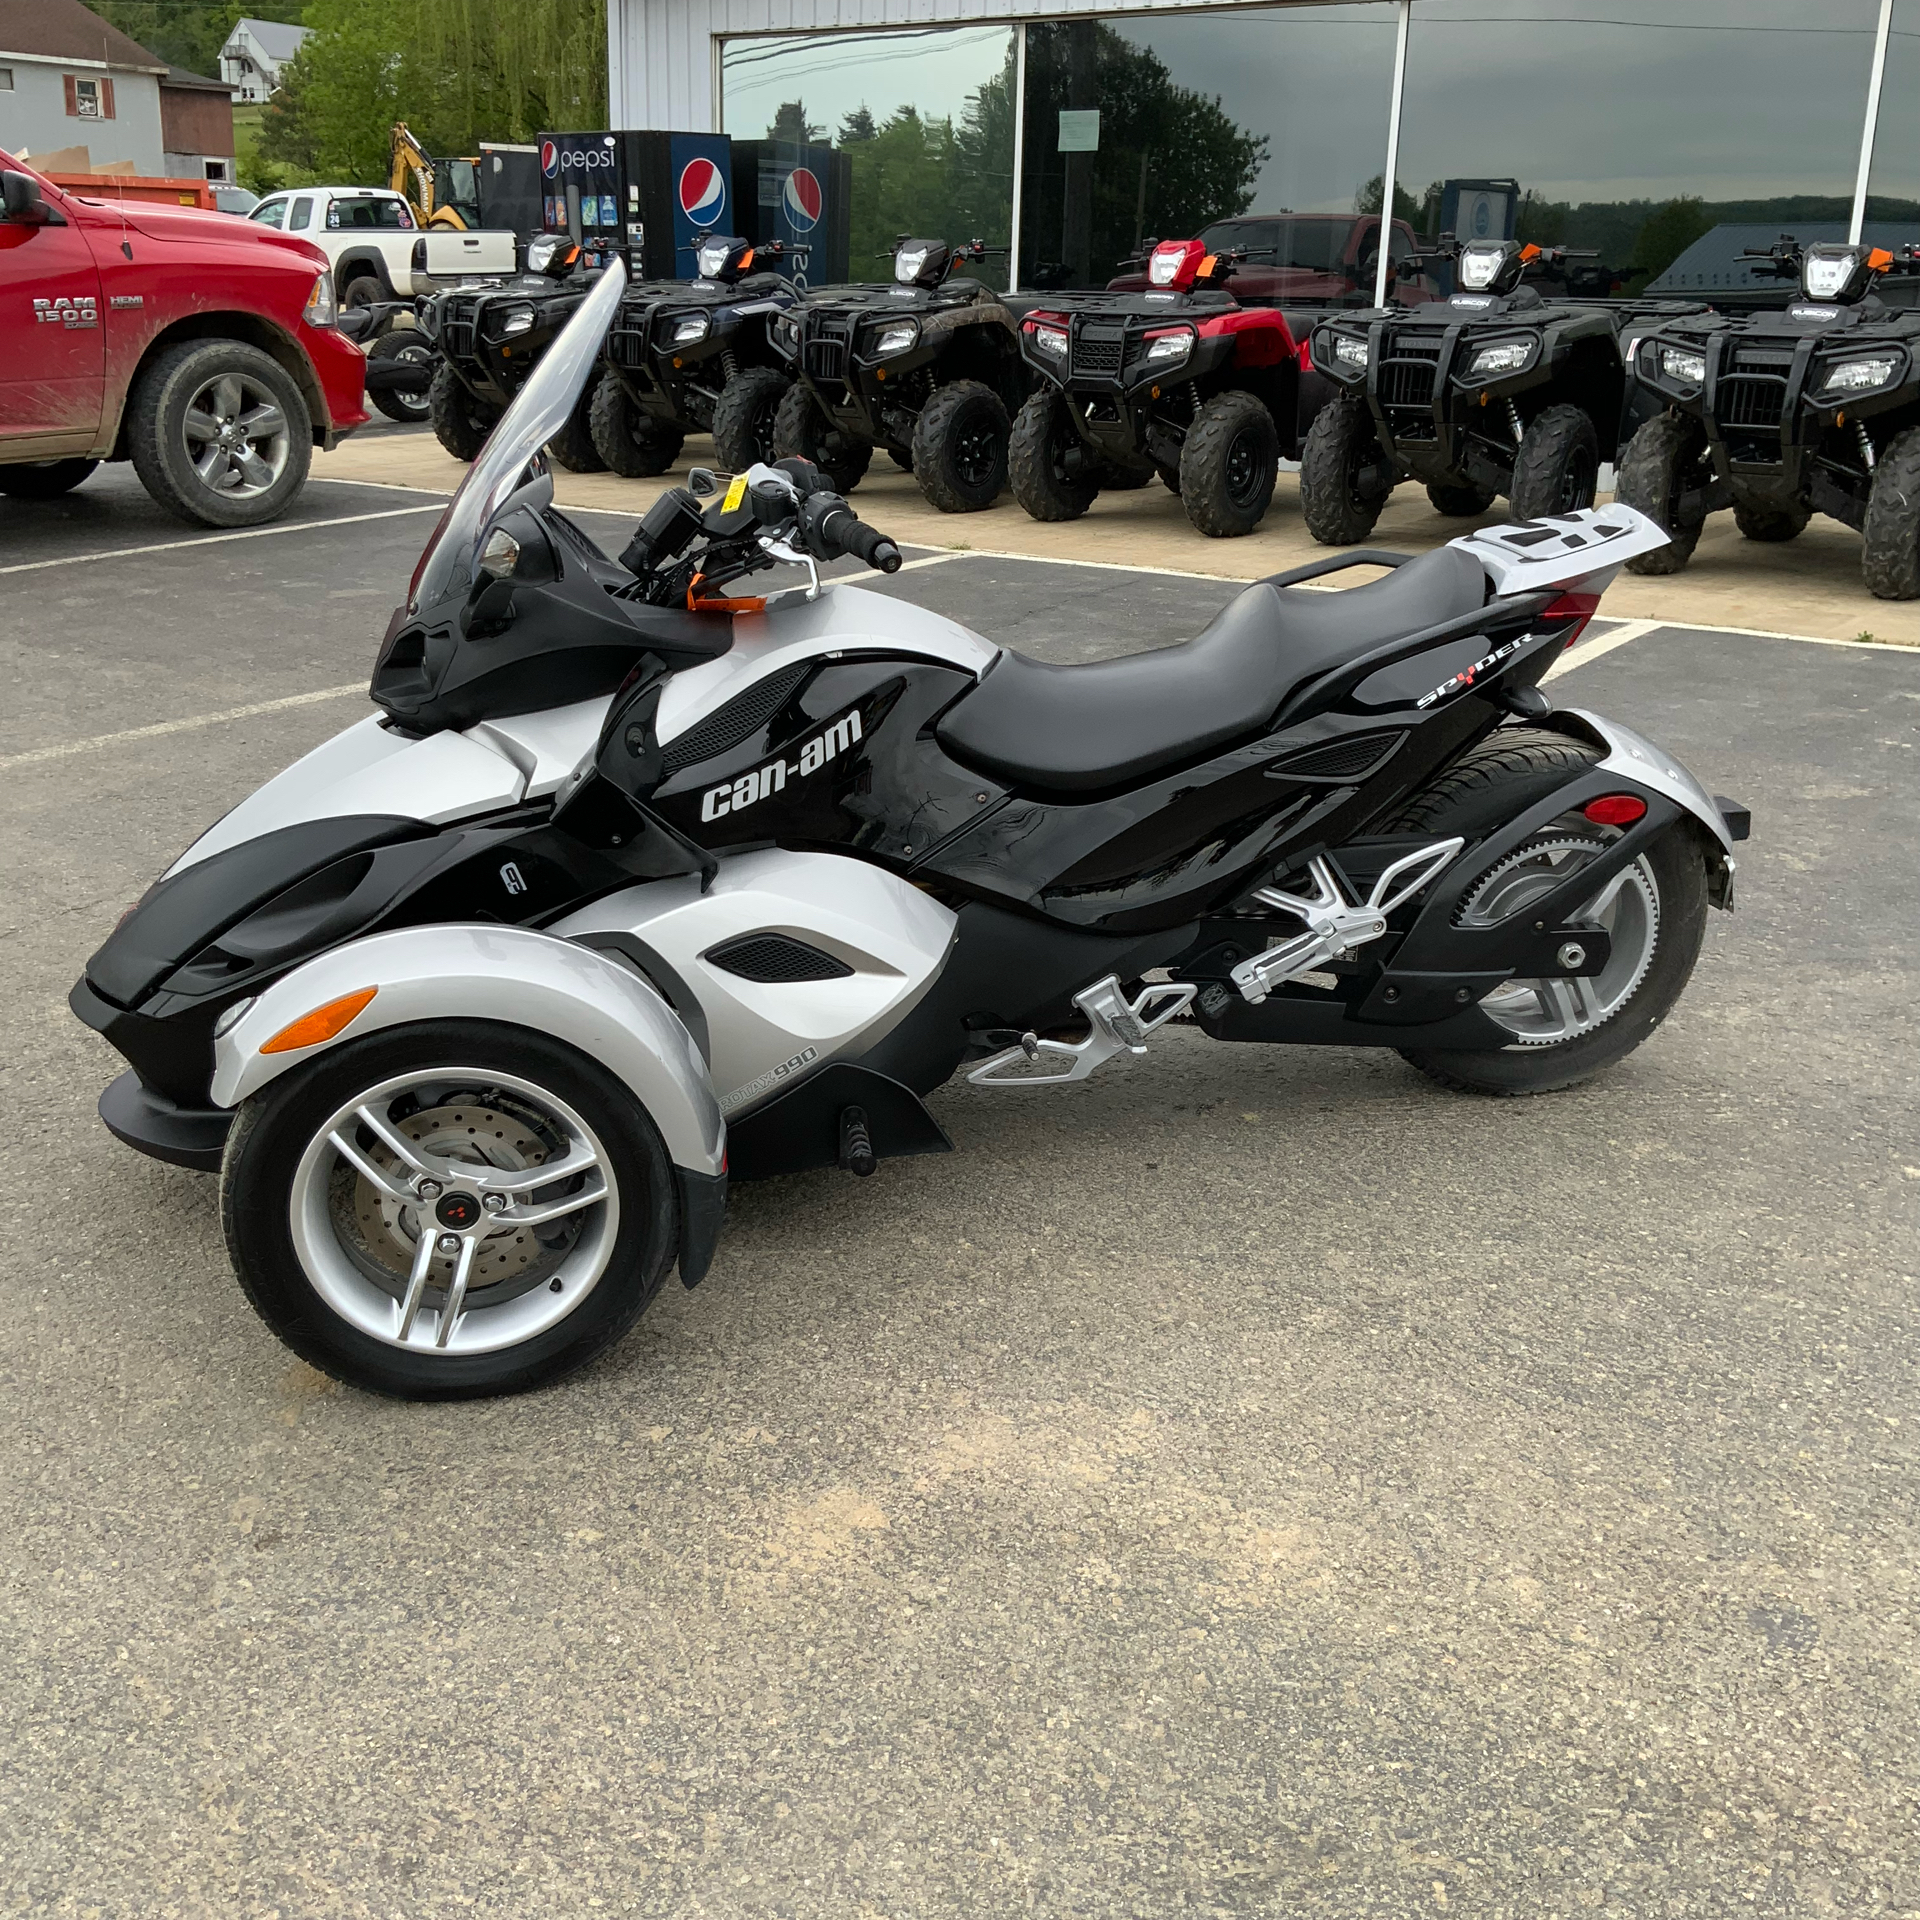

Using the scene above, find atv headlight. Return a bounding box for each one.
[302,271,335,329]
[1467,338,1533,378]
[770,311,799,354]
[1802,246,1859,301]
[1144,327,1194,367]
[1658,345,1706,388]
[1332,334,1370,370]
[895,244,931,285]
[697,238,732,279]
[873,320,919,357]
[1028,323,1068,359]
[1457,243,1506,292]
[498,306,535,338]
[672,312,710,344]
[1818,354,1898,396]
[526,233,564,275]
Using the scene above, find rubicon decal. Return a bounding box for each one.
[1416,636,1527,709]
[699,707,862,822]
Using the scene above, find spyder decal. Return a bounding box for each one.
[1416,636,1527,709]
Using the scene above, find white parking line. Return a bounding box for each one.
[0,504,443,577]
[0,684,367,770]
[1541,618,1661,681]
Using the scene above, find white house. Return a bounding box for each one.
[218,18,310,104]
[0,0,169,176]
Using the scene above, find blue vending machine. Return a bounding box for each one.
[538,130,736,279]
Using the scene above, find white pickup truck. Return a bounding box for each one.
[244,187,517,306]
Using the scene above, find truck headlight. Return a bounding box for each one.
[1144,328,1193,366]
[672,312,710,344]
[1468,339,1532,377]
[873,321,919,356]
[1818,355,1898,396]
[1332,334,1369,370]
[1028,323,1068,358]
[1658,345,1705,387]
[303,271,336,328]
[499,306,535,337]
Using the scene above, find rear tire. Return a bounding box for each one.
[911,379,1010,513]
[1300,395,1391,544]
[0,458,98,498]
[340,273,385,312]
[366,332,435,424]
[770,381,872,494]
[546,380,607,474]
[1008,388,1098,521]
[1732,496,1810,543]
[1180,390,1280,537]
[1508,403,1600,520]
[1615,411,1710,574]
[710,365,788,472]
[428,361,500,463]
[1427,480,1494,517]
[587,370,683,477]
[1861,426,1920,600]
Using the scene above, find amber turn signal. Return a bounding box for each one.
[260,986,378,1054]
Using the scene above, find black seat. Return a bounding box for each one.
[935,545,1489,796]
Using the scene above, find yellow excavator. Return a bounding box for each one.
[389,122,481,232]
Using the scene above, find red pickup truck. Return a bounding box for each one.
[0,151,368,527]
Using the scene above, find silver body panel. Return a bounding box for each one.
[1449,504,1671,599]
[1561,707,1738,853]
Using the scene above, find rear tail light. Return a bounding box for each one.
[1543,590,1602,648]
[1583,794,1647,827]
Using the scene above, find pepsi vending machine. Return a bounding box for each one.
[730,140,851,289]
[538,130,736,279]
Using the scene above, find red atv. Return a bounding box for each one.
[1008,239,1318,537]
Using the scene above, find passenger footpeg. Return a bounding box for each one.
[1232,839,1464,1006]
[967,975,1196,1088]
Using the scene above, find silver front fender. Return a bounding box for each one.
[210,924,724,1175]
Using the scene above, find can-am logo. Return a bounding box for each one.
[698,707,861,822]
[678,155,726,223]
[782,166,822,232]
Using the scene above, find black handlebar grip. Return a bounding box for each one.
[817,500,903,572]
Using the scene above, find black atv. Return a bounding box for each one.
[420,235,607,472]
[1301,236,1702,543]
[1008,237,1312,538]
[1618,238,1920,600]
[338,300,436,424]
[768,237,1031,512]
[589,233,808,478]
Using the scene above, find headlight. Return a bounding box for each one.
[697,239,732,279]
[770,312,799,350]
[671,312,710,344]
[873,321,919,356]
[1658,345,1706,387]
[1457,243,1505,292]
[526,233,563,275]
[1468,340,1532,378]
[302,271,335,328]
[1802,246,1858,301]
[1144,328,1193,366]
[895,244,931,285]
[1333,334,1370,370]
[1818,355,1898,396]
[499,306,535,338]
[1029,323,1068,358]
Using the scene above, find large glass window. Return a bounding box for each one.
[1393,0,1889,301]
[1866,0,1920,228]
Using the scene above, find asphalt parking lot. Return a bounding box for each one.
[4,464,1918,1918]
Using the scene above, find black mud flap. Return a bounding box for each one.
[675,1166,729,1289]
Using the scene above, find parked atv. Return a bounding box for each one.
[589,234,806,477]
[769,237,1030,511]
[339,300,436,424]
[419,235,606,471]
[1009,237,1314,538]
[1618,238,1920,599]
[1301,236,1703,542]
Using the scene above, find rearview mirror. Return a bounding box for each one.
[2,170,55,225]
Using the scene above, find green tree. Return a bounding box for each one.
[1631,196,1712,287]
[767,101,823,144]
[837,105,876,145]
[90,1,305,79]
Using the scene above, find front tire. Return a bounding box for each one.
[546,379,608,474]
[1508,403,1600,520]
[1615,411,1711,574]
[1861,426,1920,600]
[0,458,98,499]
[1180,390,1280,537]
[710,365,787,472]
[1383,729,1710,1096]
[770,381,872,494]
[911,379,1010,513]
[587,370,683,477]
[1008,388,1098,521]
[428,361,500,462]
[221,1021,681,1399]
[1300,395,1392,545]
[365,332,435,423]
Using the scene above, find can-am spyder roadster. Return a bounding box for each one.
[72,261,1750,1401]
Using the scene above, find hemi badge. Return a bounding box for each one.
[110,294,144,309]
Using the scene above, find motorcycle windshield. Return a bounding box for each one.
[407,258,627,613]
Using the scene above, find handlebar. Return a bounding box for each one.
[805,495,902,572]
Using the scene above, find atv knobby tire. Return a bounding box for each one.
[911,379,1010,513]
[428,361,500,463]
[1615,411,1711,575]
[1863,426,1920,600]
[588,370,684,477]
[1008,389,1097,522]
[547,381,608,474]
[1732,497,1810,543]
[1300,395,1391,545]
[1508,403,1600,520]
[1179,390,1280,537]
[710,366,788,473]
[1427,480,1495,517]
[365,332,435,424]
[771,383,872,494]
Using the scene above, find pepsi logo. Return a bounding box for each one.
[540,138,557,178]
[678,155,726,223]
[782,166,822,233]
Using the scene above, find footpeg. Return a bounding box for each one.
[1232,839,1464,1006]
[967,975,1195,1088]
[838,1105,877,1176]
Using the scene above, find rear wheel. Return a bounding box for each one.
[340,273,386,312]
[1732,496,1810,543]
[587,370,684,477]
[1008,388,1098,521]
[1863,426,1920,600]
[366,332,434,424]
[428,361,500,463]
[1615,411,1711,574]
[1383,729,1709,1095]
[221,1021,681,1400]
[770,381,872,494]
[1508,403,1600,520]
[710,365,788,472]
[912,379,1011,513]
[1427,480,1495,517]
[0,458,98,499]
[547,380,607,474]
[1300,395,1392,544]
[1180,390,1280,537]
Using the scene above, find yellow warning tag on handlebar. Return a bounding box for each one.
[722,473,748,513]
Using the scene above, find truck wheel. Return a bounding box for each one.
[710,366,788,472]
[0,458,98,499]
[1862,426,1920,601]
[127,338,311,529]
[1180,390,1279,538]
[1008,389,1097,521]
[1508,403,1600,520]
[546,381,607,474]
[340,273,385,312]
[1427,481,1494,517]
[588,371,682,477]
[770,382,871,494]
[912,380,1010,513]
[366,333,434,424]
[1300,396,1392,545]
[1732,497,1811,543]
[1615,411,1710,575]
[428,361,499,462]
